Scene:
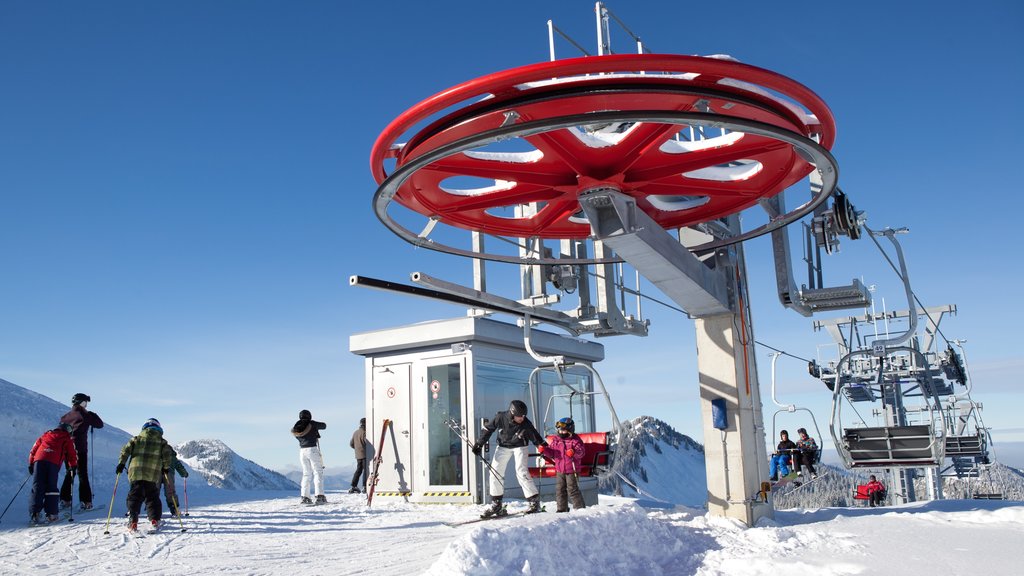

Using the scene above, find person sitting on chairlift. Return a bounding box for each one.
[769,430,797,481]
[866,475,886,507]
[793,427,818,480]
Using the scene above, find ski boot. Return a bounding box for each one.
[59,500,72,510]
[524,494,542,514]
[80,502,94,511]
[30,512,40,525]
[315,495,328,505]
[46,514,60,522]
[127,519,139,533]
[300,496,313,505]
[348,487,361,494]
[480,496,506,519]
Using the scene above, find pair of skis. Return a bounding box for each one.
[366,418,390,508]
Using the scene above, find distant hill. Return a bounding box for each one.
[598,415,707,506]
[177,439,298,491]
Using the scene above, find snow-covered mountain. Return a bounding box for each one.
[0,377,289,523]
[177,439,298,490]
[598,415,707,506]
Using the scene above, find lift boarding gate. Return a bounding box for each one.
[352,3,873,526]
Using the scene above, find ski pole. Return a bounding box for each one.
[164,471,186,533]
[183,477,189,516]
[0,473,31,523]
[67,469,76,523]
[103,471,122,535]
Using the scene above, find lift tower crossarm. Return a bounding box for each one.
[577,188,731,317]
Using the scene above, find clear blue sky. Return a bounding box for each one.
[2,1,1022,471]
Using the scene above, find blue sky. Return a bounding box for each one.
[2,0,1022,471]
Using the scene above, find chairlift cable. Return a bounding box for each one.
[753,340,813,364]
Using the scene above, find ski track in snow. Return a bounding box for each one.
[3,492,1023,576]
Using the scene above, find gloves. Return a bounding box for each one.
[182,470,189,478]
[28,463,34,475]
[471,443,482,456]
[115,463,125,475]
[541,441,549,448]
[565,449,574,458]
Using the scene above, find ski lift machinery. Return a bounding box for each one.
[810,226,987,503]
[352,2,873,526]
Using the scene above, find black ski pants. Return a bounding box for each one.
[351,458,367,490]
[869,490,886,507]
[126,480,162,523]
[793,450,817,475]
[60,452,93,504]
[555,472,586,512]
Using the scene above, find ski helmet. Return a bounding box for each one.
[71,393,90,406]
[555,417,575,434]
[299,410,312,420]
[508,400,528,417]
[142,418,162,433]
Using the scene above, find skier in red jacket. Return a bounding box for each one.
[28,423,78,524]
[865,475,887,507]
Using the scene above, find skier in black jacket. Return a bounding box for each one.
[472,400,548,518]
[59,392,104,510]
[291,410,327,505]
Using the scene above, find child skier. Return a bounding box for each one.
[116,418,174,533]
[541,417,586,512]
[769,430,797,481]
[161,446,189,516]
[28,423,78,524]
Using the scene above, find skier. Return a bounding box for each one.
[28,423,78,524]
[161,446,189,516]
[792,427,819,479]
[541,417,586,513]
[348,417,368,494]
[769,430,797,481]
[471,400,548,518]
[291,409,327,505]
[59,392,104,511]
[116,418,174,533]
[865,475,887,507]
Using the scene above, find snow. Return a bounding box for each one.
[4,379,1023,575]
[2,492,1021,575]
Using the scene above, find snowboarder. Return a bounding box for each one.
[471,400,548,518]
[792,427,818,479]
[161,446,189,516]
[866,475,886,507]
[769,430,797,481]
[28,423,78,524]
[348,417,368,494]
[542,417,586,513]
[292,409,327,505]
[59,392,104,511]
[116,418,174,533]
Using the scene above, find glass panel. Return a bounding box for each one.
[426,363,464,486]
[475,361,593,435]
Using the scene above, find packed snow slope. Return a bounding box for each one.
[1,491,1021,575]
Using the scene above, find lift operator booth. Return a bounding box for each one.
[350,316,604,505]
